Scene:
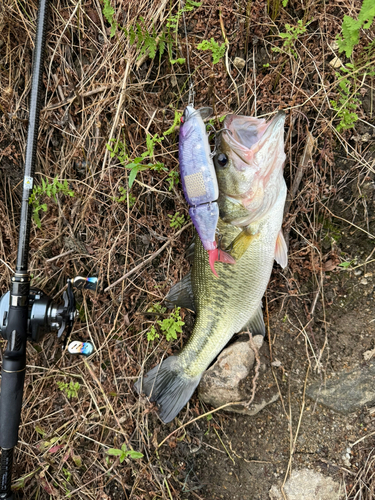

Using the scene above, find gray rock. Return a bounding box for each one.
[306,361,375,414]
[199,336,279,415]
[269,469,345,500]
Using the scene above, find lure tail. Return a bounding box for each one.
[134,356,200,423]
[208,248,236,277]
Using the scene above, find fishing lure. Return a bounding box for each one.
[179,106,235,276]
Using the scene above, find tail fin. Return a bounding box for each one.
[134,356,201,423]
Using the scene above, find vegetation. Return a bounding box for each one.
[56,381,80,399]
[29,177,74,228]
[197,38,227,64]
[106,444,143,462]
[272,20,308,58]
[147,305,185,342]
[336,0,375,57]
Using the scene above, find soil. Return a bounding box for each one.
[0,0,374,499]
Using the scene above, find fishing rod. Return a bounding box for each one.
[0,1,96,497]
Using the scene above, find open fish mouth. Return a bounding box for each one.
[223,111,286,164]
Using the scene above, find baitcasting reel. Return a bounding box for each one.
[0,276,97,345]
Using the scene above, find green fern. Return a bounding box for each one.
[330,65,360,132]
[337,0,375,57]
[197,38,226,64]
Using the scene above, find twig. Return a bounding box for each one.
[45,249,74,263]
[219,8,240,108]
[245,332,261,408]
[104,223,192,292]
[281,364,310,497]
[0,258,14,273]
[284,129,316,218]
[101,59,131,176]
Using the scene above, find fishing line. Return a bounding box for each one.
[180,0,194,106]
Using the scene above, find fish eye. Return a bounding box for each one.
[215,153,228,168]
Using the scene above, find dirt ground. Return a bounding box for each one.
[0,0,375,498]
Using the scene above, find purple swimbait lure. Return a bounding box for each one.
[179,106,235,276]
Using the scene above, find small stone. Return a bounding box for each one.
[330,41,339,51]
[362,133,371,142]
[354,269,363,276]
[363,348,375,361]
[233,57,246,70]
[271,359,282,367]
[329,56,343,68]
[360,278,368,285]
[269,469,344,500]
[306,361,375,414]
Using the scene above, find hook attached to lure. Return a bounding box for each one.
[179,106,235,276]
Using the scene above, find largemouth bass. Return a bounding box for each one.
[135,111,287,423]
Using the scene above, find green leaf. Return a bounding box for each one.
[106,448,123,457]
[126,450,144,459]
[170,58,186,64]
[128,166,140,188]
[197,38,226,64]
[103,0,115,26]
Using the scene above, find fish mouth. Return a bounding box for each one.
[223,111,286,161]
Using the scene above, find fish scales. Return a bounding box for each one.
[181,182,286,378]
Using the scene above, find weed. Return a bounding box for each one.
[272,20,308,58]
[106,443,143,462]
[57,381,80,399]
[107,134,166,189]
[112,186,136,207]
[147,326,159,342]
[168,211,185,229]
[197,38,226,64]
[29,177,74,228]
[337,0,375,58]
[267,0,289,20]
[158,307,184,341]
[147,306,185,342]
[330,64,361,131]
[102,0,201,64]
[339,259,356,269]
[102,0,116,37]
[167,171,180,191]
[163,110,182,136]
[147,303,167,314]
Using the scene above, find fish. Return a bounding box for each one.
[179,105,235,276]
[134,111,288,423]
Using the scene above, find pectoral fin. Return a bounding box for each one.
[165,272,195,312]
[275,230,288,268]
[227,228,260,261]
[242,303,265,337]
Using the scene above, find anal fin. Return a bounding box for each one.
[165,272,195,312]
[242,303,265,337]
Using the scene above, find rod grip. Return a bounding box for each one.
[0,304,28,450]
[0,367,26,450]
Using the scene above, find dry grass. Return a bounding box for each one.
[0,0,374,498]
